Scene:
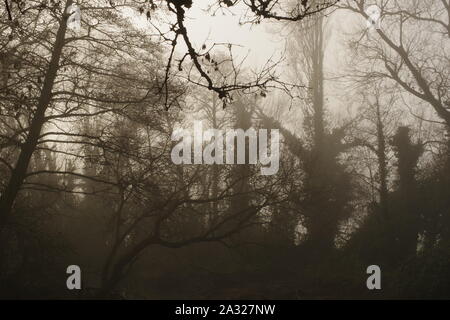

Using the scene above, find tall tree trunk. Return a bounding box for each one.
[0,0,72,224]
[375,101,389,219]
[304,15,337,253]
[311,15,325,150]
[209,93,219,227]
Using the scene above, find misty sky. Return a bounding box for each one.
[122,0,373,126]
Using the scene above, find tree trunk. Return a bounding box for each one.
[375,101,389,219]
[0,0,71,224]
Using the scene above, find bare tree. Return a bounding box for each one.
[340,0,450,127]
[0,0,337,226]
